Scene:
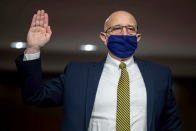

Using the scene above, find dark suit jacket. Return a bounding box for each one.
[15,54,181,131]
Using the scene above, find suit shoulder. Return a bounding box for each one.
[67,61,97,68]
[134,57,171,73]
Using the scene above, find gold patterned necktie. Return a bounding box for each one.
[116,62,130,131]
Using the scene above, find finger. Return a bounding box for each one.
[40,14,44,27]
[44,13,48,28]
[41,9,45,15]
[35,10,41,26]
[37,10,41,16]
[39,10,45,27]
[31,14,37,27]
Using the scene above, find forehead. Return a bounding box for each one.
[107,13,137,27]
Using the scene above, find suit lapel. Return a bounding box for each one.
[134,57,153,131]
[85,59,105,130]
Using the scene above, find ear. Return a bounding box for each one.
[100,32,108,46]
[136,33,141,42]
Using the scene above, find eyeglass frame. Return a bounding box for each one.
[104,24,139,35]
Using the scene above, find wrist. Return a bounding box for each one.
[25,47,40,54]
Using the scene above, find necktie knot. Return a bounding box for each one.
[119,62,126,69]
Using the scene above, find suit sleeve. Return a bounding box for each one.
[15,54,70,107]
[160,69,182,131]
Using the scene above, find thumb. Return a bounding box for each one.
[46,26,52,39]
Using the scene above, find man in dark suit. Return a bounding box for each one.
[15,10,181,131]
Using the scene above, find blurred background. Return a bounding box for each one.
[0,0,196,130]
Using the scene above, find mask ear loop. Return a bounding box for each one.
[105,32,111,43]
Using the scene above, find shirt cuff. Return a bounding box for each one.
[23,52,40,61]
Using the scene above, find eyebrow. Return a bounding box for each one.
[113,24,136,26]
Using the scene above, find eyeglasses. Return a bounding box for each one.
[105,25,137,35]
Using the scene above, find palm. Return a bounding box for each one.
[27,10,52,49]
[27,26,50,47]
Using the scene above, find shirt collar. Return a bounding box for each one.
[105,53,135,69]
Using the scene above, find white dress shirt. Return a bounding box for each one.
[87,54,147,131]
[23,52,40,61]
[24,52,147,131]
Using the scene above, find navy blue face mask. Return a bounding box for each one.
[107,35,138,58]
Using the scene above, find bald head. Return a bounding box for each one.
[104,10,138,32]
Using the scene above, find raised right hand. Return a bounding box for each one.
[25,10,52,54]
